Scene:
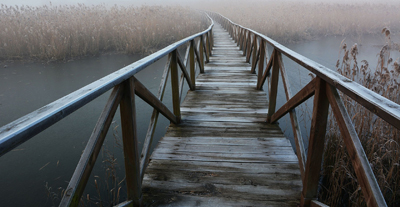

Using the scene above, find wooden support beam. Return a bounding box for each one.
[140,54,171,179]
[246,32,253,63]
[120,77,142,206]
[258,49,275,89]
[199,36,205,73]
[204,34,210,63]
[266,51,281,123]
[251,34,258,73]
[177,50,195,91]
[301,77,329,207]
[133,77,177,124]
[256,39,266,90]
[190,40,196,91]
[179,44,191,102]
[170,50,181,123]
[270,78,316,123]
[326,84,387,207]
[274,58,314,181]
[243,31,249,56]
[194,39,202,72]
[59,85,123,207]
[207,31,212,57]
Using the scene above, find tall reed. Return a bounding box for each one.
[0,4,207,62]
[320,30,400,206]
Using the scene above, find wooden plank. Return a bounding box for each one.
[158,137,292,147]
[326,84,386,207]
[151,151,298,163]
[146,160,300,174]
[181,111,267,123]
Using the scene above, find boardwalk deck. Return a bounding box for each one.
[142,24,302,206]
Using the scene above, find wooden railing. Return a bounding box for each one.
[210,12,400,207]
[0,14,214,207]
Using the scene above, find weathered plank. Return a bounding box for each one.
[142,23,301,207]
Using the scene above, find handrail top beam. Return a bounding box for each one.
[0,14,214,156]
[215,13,400,128]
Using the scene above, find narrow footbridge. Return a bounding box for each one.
[141,24,302,206]
[1,12,399,207]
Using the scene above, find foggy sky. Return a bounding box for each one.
[1,0,399,7]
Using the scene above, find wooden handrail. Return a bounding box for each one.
[210,11,395,207]
[0,13,214,207]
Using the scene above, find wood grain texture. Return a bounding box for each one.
[142,23,301,206]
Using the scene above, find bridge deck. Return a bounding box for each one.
[142,24,302,206]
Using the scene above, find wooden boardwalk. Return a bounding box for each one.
[142,23,302,206]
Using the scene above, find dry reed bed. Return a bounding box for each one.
[320,31,400,206]
[0,4,207,62]
[200,1,400,43]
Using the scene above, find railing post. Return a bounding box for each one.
[241,30,247,52]
[199,36,205,73]
[256,39,266,90]
[190,40,196,90]
[170,50,181,123]
[119,77,142,206]
[205,33,210,63]
[301,77,330,206]
[266,50,280,122]
[246,32,252,62]
[251,34,258,73]
[210,29,214,48]
[237,27,242,46]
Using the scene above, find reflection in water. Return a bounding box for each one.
[0,53,173,206]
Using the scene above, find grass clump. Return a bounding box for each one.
[0,4,207,62]
[320,29,400,206]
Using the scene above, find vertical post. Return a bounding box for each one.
[207,31,212,56]
[119,77,142,206]
[199,36,205,73]
[205,33,210,63]
[246,32,252,62]
[190,40,196,90]
[251,34,258,73]
[266,50,280,123]
[210,29,214,48]
[241,30,247,52]
[301,77,330,206]
[257,39,266,90]
[237,28,242,46]
[170,50,181,123]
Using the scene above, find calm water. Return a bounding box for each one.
[0,34,399,206]
[0,53,179,206]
